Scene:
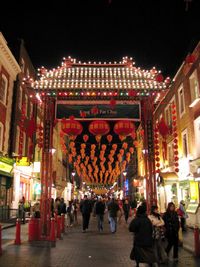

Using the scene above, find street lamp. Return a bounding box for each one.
[71,171,76,199]
[123,171,127,197]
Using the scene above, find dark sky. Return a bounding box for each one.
[0,0,200,77]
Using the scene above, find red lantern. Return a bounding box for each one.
[107,134,113,143]
[156,163,160,168]
[83,134,89,143]
[155,157,160,162]
[175,168,179,173]
[156,74,164,83]
[62,118,83,137]
[114,121,135,138]
[174,156,179,161]
[89,120,110,136]
[158,118,169,138]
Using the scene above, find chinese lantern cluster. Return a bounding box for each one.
[60,131,67,154]
[154,125,160,173]
[171,104,179,173]
[18,104,26,158]
[114,120,135,141]
[37,123,44,149]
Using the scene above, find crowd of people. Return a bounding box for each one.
[17,195,188,266]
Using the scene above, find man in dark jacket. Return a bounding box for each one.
[129,205,156,266]
[108,198,119,233]
[163,202,179,261]
[80,195,92,232]
[95,197,106,232]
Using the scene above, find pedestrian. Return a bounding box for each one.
[54,197,61,216]
[117,198,123,224]
[163,202,180,262]
[129,205,156,267]
[123,199,131,223]
[148,205,167,264]
[177,200,188,232]
[95,197,106,232]
[18,200,26,224]
[80,195,92,233]
[108,198,120,233]
[32,200,40,218]
[66,200,74,226]
[60,198,67,215]
[73,199,78,224]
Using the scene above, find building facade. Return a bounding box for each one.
[153,41,200,225]
[0,32,21,207]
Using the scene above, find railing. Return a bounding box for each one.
[0,206,18,222]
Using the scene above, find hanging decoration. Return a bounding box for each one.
[83,134,89,143]
[171,104,179,172]
[37,123,44,149]
[89,120,110,143]
[158,117,169,161]
[18,103,26,158]
[154,125,160,173]
[114,120,135,141]
[60,131,67,154]
[62,117,83,140]
[107,134,113,143]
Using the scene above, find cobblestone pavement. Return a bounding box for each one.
[0,216,200,267]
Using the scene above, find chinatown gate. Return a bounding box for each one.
[25,56,170,239]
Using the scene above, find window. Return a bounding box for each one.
[165,97,175,134]
[168,142,174,166]
[182,129,189,158]
[0,123,3,151]
[0,74,8,105]
[189,70,200,107]
[18,87,22,109]
[178,85,185,117]
[194,117,200,158]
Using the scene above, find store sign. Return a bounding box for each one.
[56,102,141,121]
[0,161,13,173]
[0,157,14,173]
[190,181,199,201]
[16,157,30,166]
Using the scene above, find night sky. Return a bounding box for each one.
[0,0,200,78]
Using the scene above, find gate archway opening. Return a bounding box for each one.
[25,56,170,238]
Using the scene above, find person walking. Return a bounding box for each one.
[66,200,74,226]
[177,200,188,232]
[123,199,131,223]
[129,205,156,267]
[95,197,106,232]
[18,200,26,224]
[148,205,167,264]
[163,202,180,262]
[73,199,79,224]
[80,195,92,232]
[108,198,119,233]
[60,198,67,215]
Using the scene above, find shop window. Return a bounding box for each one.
[182,129,189,158]
[0,74,8,105]
[189,70,200,107]
[178,85,185,118]
[0,122,3,152]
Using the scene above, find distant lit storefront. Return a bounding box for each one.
[0,157,14,207]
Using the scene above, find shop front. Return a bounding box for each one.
[157,172,179,213]
[0,157,14,207]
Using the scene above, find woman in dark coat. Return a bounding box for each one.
[163,202,180,261]
[129,205,156,267]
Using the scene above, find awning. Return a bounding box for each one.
[159,172,178,180]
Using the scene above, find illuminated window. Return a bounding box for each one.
[182,129,189,158]
[178,85,185,117]
[189,70,200,106]
[0,122,3,151]
[0,74,8,105]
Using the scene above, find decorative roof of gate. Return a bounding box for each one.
[31,57,170,91]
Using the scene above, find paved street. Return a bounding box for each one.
[1,216,200,267]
